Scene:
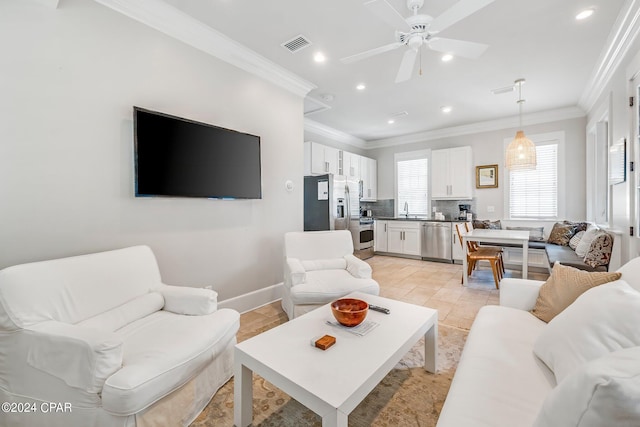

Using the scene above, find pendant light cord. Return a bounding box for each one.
[516,79,525,128]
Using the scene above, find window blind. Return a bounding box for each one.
[397,158,429,215]
[509,144,558,219]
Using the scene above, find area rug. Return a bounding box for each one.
[191,324,467,427]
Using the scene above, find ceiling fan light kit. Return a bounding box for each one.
[505,79,536,171]
[341,0,494,82]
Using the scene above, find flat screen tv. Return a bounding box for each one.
[133,106,262,199]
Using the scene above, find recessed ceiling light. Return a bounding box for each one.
[388,119,395,124]
[441,54,454,62]
[356,83,366,91]
[440,106,453,113]
[576,8,594,20]
[313,52,326,63]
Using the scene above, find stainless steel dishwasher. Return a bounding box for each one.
[421,221,453,262]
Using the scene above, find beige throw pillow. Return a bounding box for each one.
[530,263,621,323]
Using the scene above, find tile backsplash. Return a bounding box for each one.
[360,199,394,217]
[360,199,477,219]
[432,200,477,220]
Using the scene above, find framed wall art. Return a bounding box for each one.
[476,164,498,189]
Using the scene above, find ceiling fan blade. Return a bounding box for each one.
[395,49,418,83]
[364,0,410,31]
[341,42,404,64]
[427,37,488,59]
[430,0,495,33]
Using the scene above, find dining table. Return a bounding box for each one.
[461,228,530,285]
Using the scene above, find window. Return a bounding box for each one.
[395,150,429,216]
[506,132,564,220]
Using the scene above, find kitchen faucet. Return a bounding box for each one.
[403,201,409,217]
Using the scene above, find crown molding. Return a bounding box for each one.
[579,0,640,112]
[93,0,316,98]
[364,106,585,149]
[304,119,367,149]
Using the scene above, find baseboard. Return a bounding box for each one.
[218,282,283,314]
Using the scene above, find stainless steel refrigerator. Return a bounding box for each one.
[304,174,360,246]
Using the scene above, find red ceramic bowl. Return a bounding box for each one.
[331,298,368,327]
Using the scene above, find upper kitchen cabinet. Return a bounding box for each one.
[360,156,377,201]
[304,141,340,175]
[342,151,361,180]
[431,146,472,200]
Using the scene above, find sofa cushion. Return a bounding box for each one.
[289,270,379,305]
[102,308,239,415]
[77,292,164,332]
[563,220,589,233]
[530,263,621,323]
[0,246,161,329]
[506,226,545,241]
[473,219,501,229]
[285,230,354,261]
[583,232,614,268]
[547,222,576,246]
[301,258,347,271]
[533,281,640,383]
[568,230,585,250]
[544,244,606,272]
[532,346,640,427]
[436,306,554,427]
[575,225,600,257]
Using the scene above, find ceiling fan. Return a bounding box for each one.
[341,0,494,83]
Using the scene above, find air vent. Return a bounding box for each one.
[281,35,312,53]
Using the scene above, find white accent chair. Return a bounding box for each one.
[0,245,240,427]
[281,230,380,319]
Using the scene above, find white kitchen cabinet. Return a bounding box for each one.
[374,220,388,252]
[304,142,340,175]
[360,156,377,201]
[386,221,421,256]
[431,146,472,200]
[342,151,361,179]
[451,223,465,263]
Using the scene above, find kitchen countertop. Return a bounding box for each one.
[374,216,469,222]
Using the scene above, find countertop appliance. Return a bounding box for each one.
[304,174,362,252]
[458,204,472,220]
[421,221,452,263]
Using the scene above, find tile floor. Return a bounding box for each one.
[236,255,550,339]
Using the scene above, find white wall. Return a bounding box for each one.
[0,0,304,300]
[366,117,587,220]
[586,36,640,264]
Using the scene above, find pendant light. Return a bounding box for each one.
[505,79,536,170]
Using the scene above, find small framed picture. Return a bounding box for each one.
[476,164,498,189]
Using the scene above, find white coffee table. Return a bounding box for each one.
[234,292,438,427]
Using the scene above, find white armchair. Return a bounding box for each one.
[0,246,239,427]
[281,230,380,319]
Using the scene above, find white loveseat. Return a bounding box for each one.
[282,230,379,319]
[437,258,640,427]
[0,245,240,427]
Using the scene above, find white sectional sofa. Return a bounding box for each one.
[0,245,240,427]
[437,258,640,427]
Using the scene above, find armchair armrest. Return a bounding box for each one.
[499,278,545,311]
[25,321,123,393]
[285,257,306,288]
[344,254,372,279]
[155,284,217,315]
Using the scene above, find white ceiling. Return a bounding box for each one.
[163,0,625,142]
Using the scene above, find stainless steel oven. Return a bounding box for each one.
[355,218,374,259]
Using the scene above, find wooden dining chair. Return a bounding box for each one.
[455,222,505,289]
